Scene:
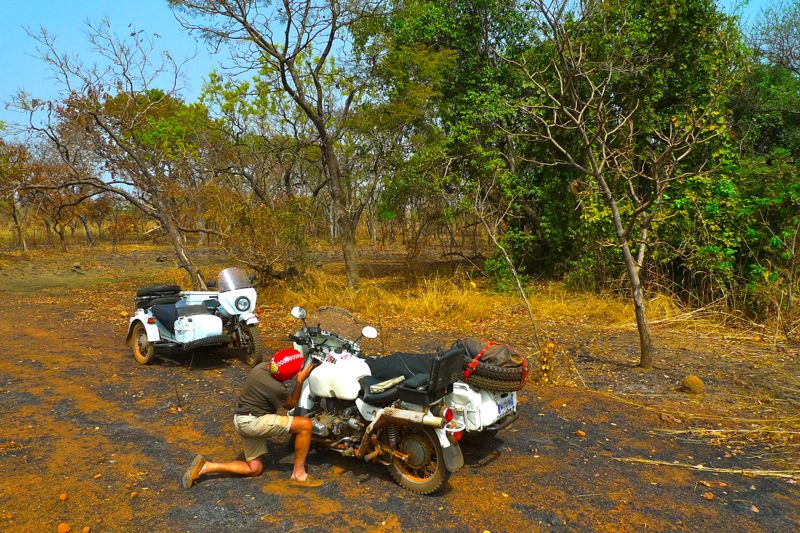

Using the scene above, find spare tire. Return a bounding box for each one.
[136,284,182,298]
[464,355,528,381]
[466,374,525,393]
[136,295,181,310]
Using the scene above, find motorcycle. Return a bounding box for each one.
[283,306,524,493]
[126,267,266,366]
[286,306,467,494]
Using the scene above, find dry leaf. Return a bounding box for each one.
[699,481,712,488]
[718,482,728,488]
[702,492,715,501]
[59,493,68,501]
[750,505,759,513]
[575,430,586,438]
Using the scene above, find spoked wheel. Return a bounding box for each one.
[386,425,449,494]
[240,325,266,367]
[131,322,155,365]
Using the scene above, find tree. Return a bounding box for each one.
[171,0,386,288]
[508,0,743,368]
[0,139,33,251]
[20,21,216,287]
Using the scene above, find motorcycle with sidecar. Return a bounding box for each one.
[126,267,266,366]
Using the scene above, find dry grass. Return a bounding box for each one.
[272,269,690,330]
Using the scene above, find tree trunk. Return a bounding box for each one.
[10,198,27,252]
[160,213,206,289]
[598,176,653,369]
[78,214,95,245]
[322,144,360,288]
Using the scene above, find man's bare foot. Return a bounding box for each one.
[288,474,324,488]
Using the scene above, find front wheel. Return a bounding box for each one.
[386,425,449,494]
[131,322,155,365]
[240,324,266,367]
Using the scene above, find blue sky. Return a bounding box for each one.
[0,0,777,130]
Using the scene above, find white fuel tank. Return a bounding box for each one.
[308,351,371,400]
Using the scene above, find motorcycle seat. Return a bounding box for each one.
[365,353,434,381]
[151,304,179,334]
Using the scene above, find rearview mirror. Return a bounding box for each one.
[361,326,378,339]
[291,306,307,319]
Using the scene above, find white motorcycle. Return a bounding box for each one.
[284,306,524,493]
[126,267,266,366]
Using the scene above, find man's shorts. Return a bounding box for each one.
[233,413,293,461]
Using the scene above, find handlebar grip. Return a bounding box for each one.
[287,335,304,343]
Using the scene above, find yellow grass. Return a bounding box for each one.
[271,269,682,330]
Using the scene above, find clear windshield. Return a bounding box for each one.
[217,267,252,292]
[309,306,363,341]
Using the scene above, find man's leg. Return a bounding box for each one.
[199,456,264,477]
[288,416,313,481]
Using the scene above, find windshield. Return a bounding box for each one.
[309,306,363,341]
[217,267,252,292]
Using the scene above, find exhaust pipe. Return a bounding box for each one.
[356,407,444,460]
[382,407,444,428]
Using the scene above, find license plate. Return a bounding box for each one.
[497,393,516,417]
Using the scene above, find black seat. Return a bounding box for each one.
[151,304,179,334]
[359,376,401,406]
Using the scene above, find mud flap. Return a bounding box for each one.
[239,312,259,326]
[443,443,464,472]
[434,427,464,472]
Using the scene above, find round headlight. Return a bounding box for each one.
[235,296,251,311]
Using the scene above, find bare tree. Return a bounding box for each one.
[507,1,736,368]
[20,20,212,288]
[170,0,384,288]
[753,0,800,75]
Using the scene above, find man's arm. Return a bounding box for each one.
[282,364,315,409]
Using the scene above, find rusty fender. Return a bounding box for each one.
[356,407,444,460]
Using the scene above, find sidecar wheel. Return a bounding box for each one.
[241,325,266,367]
[386,426,449,495]
[131,322,155,365]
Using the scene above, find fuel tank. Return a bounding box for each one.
[308,351,371,400]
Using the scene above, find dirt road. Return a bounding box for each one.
[0,278,797,531]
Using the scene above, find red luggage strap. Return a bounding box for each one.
[463,339,530,385]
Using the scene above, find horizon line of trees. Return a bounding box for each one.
[1,0,798,367]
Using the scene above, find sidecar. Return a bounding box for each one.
[126,284,232,364]
[127,268,265,366]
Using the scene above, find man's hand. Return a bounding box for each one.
[296,362,316,383]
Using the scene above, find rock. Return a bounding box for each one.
[57,523,71,533]
[680,375,704,394]
[59,493,68,501]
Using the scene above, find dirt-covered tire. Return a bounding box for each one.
[241,325,267,367]
[466,374,525,392]
[385,426,449,495]
[136,284,181,298]
[464,355,527,381]
[130,322,156,365]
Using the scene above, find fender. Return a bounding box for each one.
[126,316,161,344]
[238,312,259,326]
[434,428,464,472]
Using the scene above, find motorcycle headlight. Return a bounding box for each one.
[235,296,251,311]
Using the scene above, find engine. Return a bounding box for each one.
[310,399,365,440]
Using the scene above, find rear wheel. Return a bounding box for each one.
[241,325,266,367]
[131,322,155,365]
[386,426,449,494]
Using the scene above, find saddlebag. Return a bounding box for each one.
[396,345,464,405]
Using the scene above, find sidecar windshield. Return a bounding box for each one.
[217,267,252,292]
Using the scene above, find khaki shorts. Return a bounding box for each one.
[233,413,293,461]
